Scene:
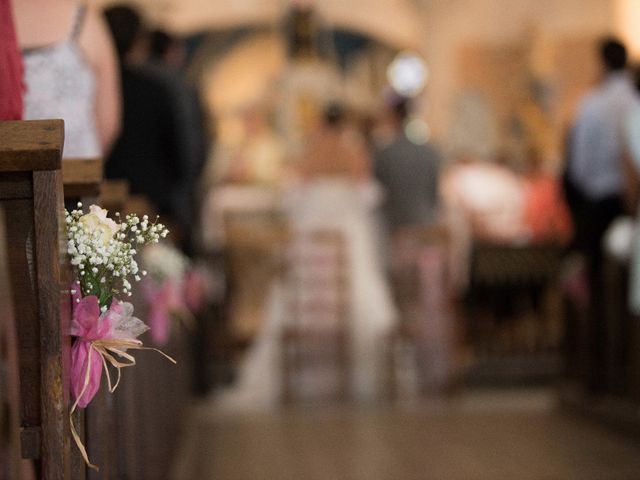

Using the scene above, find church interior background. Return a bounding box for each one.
[104,0,640,477]
[10,0,640,478]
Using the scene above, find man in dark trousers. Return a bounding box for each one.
[565,37,638,392]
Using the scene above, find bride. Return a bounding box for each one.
[214,103,397,410]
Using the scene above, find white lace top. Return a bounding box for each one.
[22,5,100,158]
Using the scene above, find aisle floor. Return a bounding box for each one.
[172,390,640,480]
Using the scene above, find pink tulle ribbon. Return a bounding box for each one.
[184,270,206,314]
[69,289,175,470]
[144,279,184,345]
[70,295,114,408]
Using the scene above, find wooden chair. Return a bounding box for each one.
[281,230,350,404]
[464,242,564,386]
[0,120,75,479]
[223,210,287,346]
[386,225,456,399]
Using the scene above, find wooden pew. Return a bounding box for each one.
[0,120,72,479]
[0,119,196,479]
[62,175,134,480]
[65,165,185,480]
[98,179,130,215]
[62,157,117,480]
[116,193,192,480]
[0,205,27,480]
[82,188,190,479]
[63,159,186,479]
[78,174,193,478]
[560,253,640,437]
[463,242,564,385]
[62,158,103,199]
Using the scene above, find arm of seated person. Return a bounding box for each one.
[79,5,121,154]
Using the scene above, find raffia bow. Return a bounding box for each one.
[69,295,175,470]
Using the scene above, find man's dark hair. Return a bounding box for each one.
[600,37,627,71]
[149,30,173,60]
[324,102,345,127]
[382,87,411,122]
[391,96,410,122]
[104,5,143,61]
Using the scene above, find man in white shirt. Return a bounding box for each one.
[568,38,637,260]
[569,40,636,205]
[566,37,638,391]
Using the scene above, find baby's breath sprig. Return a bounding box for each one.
[65,203,169,308]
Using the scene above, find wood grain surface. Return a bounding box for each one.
[62,158,103,198]
[0,120,63,172]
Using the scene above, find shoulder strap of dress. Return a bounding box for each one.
[70,3,87,42]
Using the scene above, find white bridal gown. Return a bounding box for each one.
[214,178,397,411]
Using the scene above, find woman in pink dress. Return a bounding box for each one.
[0,0,23,120]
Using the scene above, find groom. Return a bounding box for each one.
[373,94,441,233]
[373,93,449,394]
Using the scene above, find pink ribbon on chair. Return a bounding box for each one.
[184,269,206,314]
[144,278,183,345]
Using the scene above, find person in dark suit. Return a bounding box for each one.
[373,95,441,232]
[104,5,196,251]
[373,95,449,393]
[147,29,209,255]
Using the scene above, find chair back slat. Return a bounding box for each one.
[282,229,349,403]
[387,224,455,398]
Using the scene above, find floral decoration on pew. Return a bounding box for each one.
[184,262,218,315]
[140,244,218,345]
[65,203,175,470]
[141,243,191,345]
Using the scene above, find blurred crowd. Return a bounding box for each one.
[4,0,640,403]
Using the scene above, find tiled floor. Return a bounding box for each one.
[172,390,640,480]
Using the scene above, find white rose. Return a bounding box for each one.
[79,205,120,245]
